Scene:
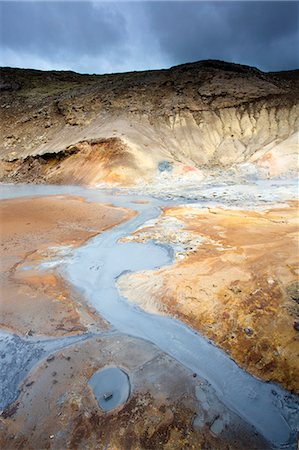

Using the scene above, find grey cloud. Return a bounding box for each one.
[0,2,128,66]
[0,1,298,74]
[145,1,299,71]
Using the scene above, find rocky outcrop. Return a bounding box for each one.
[0,60,298,184]
[0,138,140,185]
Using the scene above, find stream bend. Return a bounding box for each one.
[63,196,299,449]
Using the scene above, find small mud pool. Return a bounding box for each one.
[89,367,130,412]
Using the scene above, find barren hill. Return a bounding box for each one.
[0,60,298,185]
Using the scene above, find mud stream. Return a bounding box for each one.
[1,183,299,449]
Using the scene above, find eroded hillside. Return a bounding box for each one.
[0,60,298,185]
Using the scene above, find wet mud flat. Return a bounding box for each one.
[0,183,299,449]
[0,331,270,450]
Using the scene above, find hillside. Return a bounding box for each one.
[0,60,298,185]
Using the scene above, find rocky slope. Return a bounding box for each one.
[0,60,298,185]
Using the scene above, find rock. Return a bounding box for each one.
[244,327,253,336]
[103,392,113,401]
[1,403,19,419]
[293,322,299,331]
[287,282,299,304]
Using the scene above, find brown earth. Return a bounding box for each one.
[0,138,139,186]
[0,334,269,450]
[0,195,135,336]
[1,61,298,184]
[118,202,299,393]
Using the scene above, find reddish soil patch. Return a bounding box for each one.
[0,195,135,336]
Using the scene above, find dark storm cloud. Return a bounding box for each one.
[1,2,125,56]
[146,1,299,71]
[0,1,298,73]
[0,1,130,72]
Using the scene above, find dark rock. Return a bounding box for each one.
[244,327,253,336]
[103,392,113,401]
[1,402,19,419]
[293,322,299,331]
[158,161,173,173]
[0,80,21,91]
[286,282,299,304]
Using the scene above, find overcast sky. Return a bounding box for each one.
[0,1,298,74]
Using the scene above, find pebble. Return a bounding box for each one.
[293,322,299,331]
[244,327,253,336]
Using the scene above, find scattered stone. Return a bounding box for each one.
[103,392,113,401]
[229,285,242,294]
[244,327,253,336]
[287,282,299,304]
[293,322,299,331]
[25,381,34,387]
[1,403,19,419]
[210,415,225,436]
[46,355,55,362]
[158,161,173,173]
[89,367,130,412]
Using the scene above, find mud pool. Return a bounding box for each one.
[89,367,130,412]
